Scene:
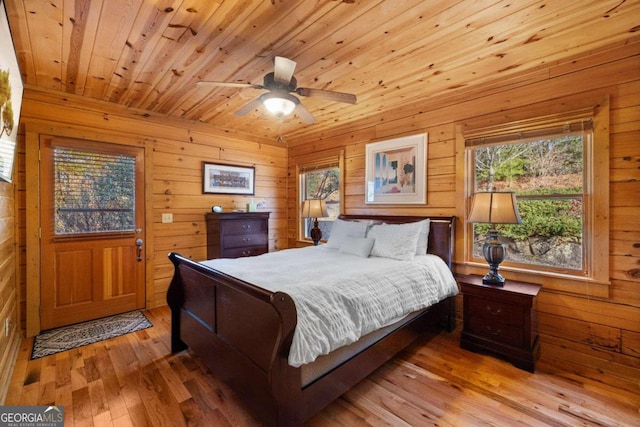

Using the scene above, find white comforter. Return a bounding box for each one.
[202,246,458,367]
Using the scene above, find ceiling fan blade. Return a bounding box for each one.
[197,81,263,89]
[274,56,296,85]
[296,87,357,104]
[235,97,264,116]
[295,102,317,124]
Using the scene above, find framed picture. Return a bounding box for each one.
[365,133,427,204]
[0,0,24,183]
[203,162,255,195]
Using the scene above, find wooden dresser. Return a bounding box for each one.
[458,274,541,372]
[205,212,270,259]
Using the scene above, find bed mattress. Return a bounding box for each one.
[202,245,458,367]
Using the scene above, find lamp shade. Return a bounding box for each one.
[468,192,522,224]
[261,92,297,116]
[301,199,328,219]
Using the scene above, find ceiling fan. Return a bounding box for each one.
[197,56,357,124]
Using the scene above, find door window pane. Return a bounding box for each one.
[54,147,136,235]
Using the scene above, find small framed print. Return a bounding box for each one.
[202,162,255,195]
[365,133,427,204]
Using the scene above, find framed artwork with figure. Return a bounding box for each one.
[365,133,427,204]
[0,0,24,183]
[202,162,255,195]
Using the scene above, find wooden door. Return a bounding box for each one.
[40,136,145,330]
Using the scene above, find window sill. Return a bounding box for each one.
[456,261,611,298]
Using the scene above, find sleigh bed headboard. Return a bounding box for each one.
[337,214,455,269]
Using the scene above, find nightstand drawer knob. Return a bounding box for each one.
[486,305,502,315]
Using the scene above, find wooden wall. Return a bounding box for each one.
[287,41,640,389]
[0,175,18,404]
[12,88,288,336]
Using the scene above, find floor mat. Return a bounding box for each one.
[31,310,152,359]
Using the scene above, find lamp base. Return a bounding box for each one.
[482,228,507,287]
[482,272,505,286]
[310,219,322,246]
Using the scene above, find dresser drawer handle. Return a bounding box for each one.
[486,326,502,336]
[242,237,251,242]
[242,224,252,230]
[486,305,502,315]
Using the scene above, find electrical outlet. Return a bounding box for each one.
[161,213,173,223]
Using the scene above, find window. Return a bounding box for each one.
[464,107,608,282]
[54,147,136,235]
[299,157,341,242]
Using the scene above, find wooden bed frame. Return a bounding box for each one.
[167,215,456,426]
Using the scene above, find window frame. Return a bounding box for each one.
[467,130,589,276]
[456,102,610,295]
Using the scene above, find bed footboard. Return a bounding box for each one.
[166,252,303,426]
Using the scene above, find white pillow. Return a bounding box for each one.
[339,237,375,258]
[325,219,371,249]
[415,219,431,255]
[367,221,423,261]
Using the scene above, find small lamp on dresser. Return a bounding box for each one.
[301,199,328,245]
[468,191,522,286]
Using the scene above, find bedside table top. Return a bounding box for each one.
[457,274,541,297]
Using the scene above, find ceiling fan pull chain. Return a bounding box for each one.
[277,118,284,143]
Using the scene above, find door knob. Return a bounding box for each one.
[135,238,143,261]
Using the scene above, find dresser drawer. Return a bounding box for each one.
[466,319,524,348]
[223,233,268,249]
[222,220,267,235]
[206,212,270,260]
[222,246,268,258]
[466,296,524,326]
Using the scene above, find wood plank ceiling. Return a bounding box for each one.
[4,0,639,142]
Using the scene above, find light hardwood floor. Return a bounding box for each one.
[6,306,640,426]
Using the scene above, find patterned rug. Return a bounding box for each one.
[31,310,152,359]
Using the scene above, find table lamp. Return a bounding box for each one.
[301,199,328,245]
[468,191,522,286]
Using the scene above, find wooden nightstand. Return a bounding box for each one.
[458,274,541,372]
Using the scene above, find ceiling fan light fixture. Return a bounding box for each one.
[261,92,298,117]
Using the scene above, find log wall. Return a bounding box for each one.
[12,88,288,336]
[287,41,640,387]
[0,174,18,404]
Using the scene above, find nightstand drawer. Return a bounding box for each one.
[223,233,268,249]
[466,319,524,348]
[222,220,267,235]
[466,296,524,326]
